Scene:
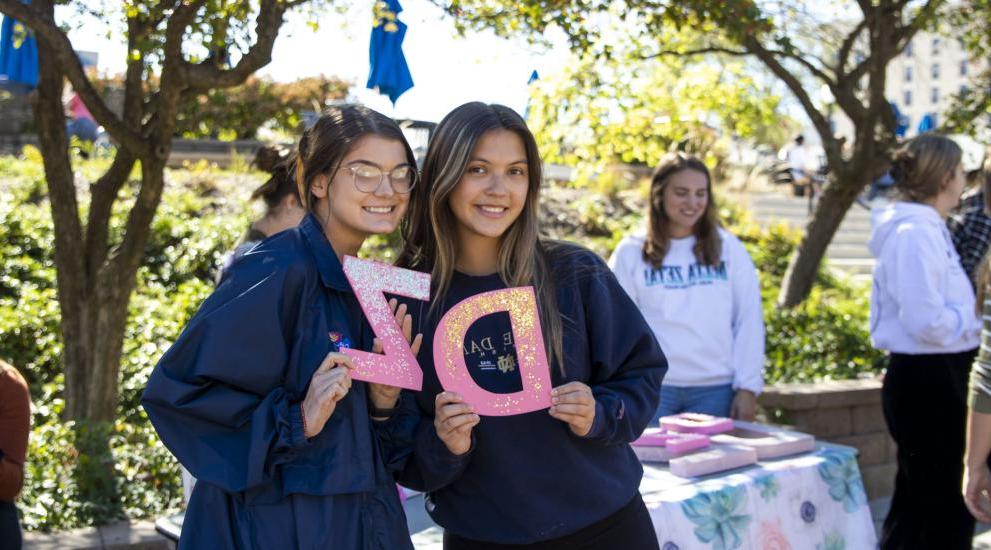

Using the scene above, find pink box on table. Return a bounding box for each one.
[659,413,735,435]
[668,444,759,477]
[632,428,710,462]
[709,420,816,459]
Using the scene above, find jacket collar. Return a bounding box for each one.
[299,213,351,292]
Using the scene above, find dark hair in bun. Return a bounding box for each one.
[250,145,298,212]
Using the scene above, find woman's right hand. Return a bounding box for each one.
[302,352,353,438]
[434,392,479,456]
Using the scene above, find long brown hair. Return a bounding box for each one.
[397,102,564,374]
[643,152,722,268]
[294,104,416,212]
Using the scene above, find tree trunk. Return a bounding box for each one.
[778,167,870,307]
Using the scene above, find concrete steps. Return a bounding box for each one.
[740,191,876,275]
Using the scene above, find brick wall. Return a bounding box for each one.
[759,379,896,501]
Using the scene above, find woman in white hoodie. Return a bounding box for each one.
[609,152,765,422]
[869,134,980,550]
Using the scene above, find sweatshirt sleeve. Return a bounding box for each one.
[0,366,31,501]
[727,236,766,395]
[971,292,991,414]
[607,237,642,307]
[396,395,475,492]
[141,262,313,494]
[580,257,667,446]
[893,227,975,347]
[371,390,419,476]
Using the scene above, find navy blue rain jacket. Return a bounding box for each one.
[142,213,414,550]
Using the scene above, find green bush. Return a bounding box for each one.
[543,185,882,384]
[0,157,256,531]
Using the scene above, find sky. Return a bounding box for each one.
[57,1,573,123]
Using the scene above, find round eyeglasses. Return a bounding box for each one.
[343,163,417,194]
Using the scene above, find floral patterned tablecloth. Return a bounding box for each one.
[640,445,876,550]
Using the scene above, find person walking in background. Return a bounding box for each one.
[609,152,764,423]
[64,88,97,144]
[868,134,980,549]
[0,359,31,550]
[948,150,991,286]
[781,134,812,188]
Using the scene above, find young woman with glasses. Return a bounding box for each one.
[143,105,421,550]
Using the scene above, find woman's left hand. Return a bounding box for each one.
[549,382,597,436]
[730,390,757,421]
[368,298,423,412]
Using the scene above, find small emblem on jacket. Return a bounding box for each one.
[329,331,351,351]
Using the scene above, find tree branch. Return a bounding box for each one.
[84,149,137,283]
[185,0,290,92]
[836,18,869,77]
[892,0,944,48]
[643,46,748,58]
[0,0,153,159]
[743,35,843,169]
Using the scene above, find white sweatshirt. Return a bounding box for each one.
[868,201,980,354]
[608,228,765,394]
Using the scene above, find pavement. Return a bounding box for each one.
[22,496,991,548]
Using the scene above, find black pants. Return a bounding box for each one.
[0,500,22,550]
[443,493,659,550]
[880,349,977,550]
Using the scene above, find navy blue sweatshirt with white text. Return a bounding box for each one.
[398,243,667,544]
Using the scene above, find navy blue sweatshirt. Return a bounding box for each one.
[398,243,667,544]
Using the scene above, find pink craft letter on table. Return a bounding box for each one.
[341,256,431,390]
[434,287,552,416]
[660,413,734,435]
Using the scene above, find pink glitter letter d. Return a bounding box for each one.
[433,287,552,416]
[342,256,431,390]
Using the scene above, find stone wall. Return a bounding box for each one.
[759,379,896,501]
[0,89,34,136]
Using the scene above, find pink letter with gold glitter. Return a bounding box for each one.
[341,256,431,390]
[433,287,552,416]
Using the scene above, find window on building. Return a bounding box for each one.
[905,41,913,57]
[932,37,940,54]
[932,63,940,79]
[905,66,913,82]
[961,61,968,76]
[904,90,912,106]
[960,84,969,96]
[931,87,939,103]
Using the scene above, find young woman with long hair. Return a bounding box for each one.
[142,105,420,549]
[608,152,765,422]
[396,102,666,549]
